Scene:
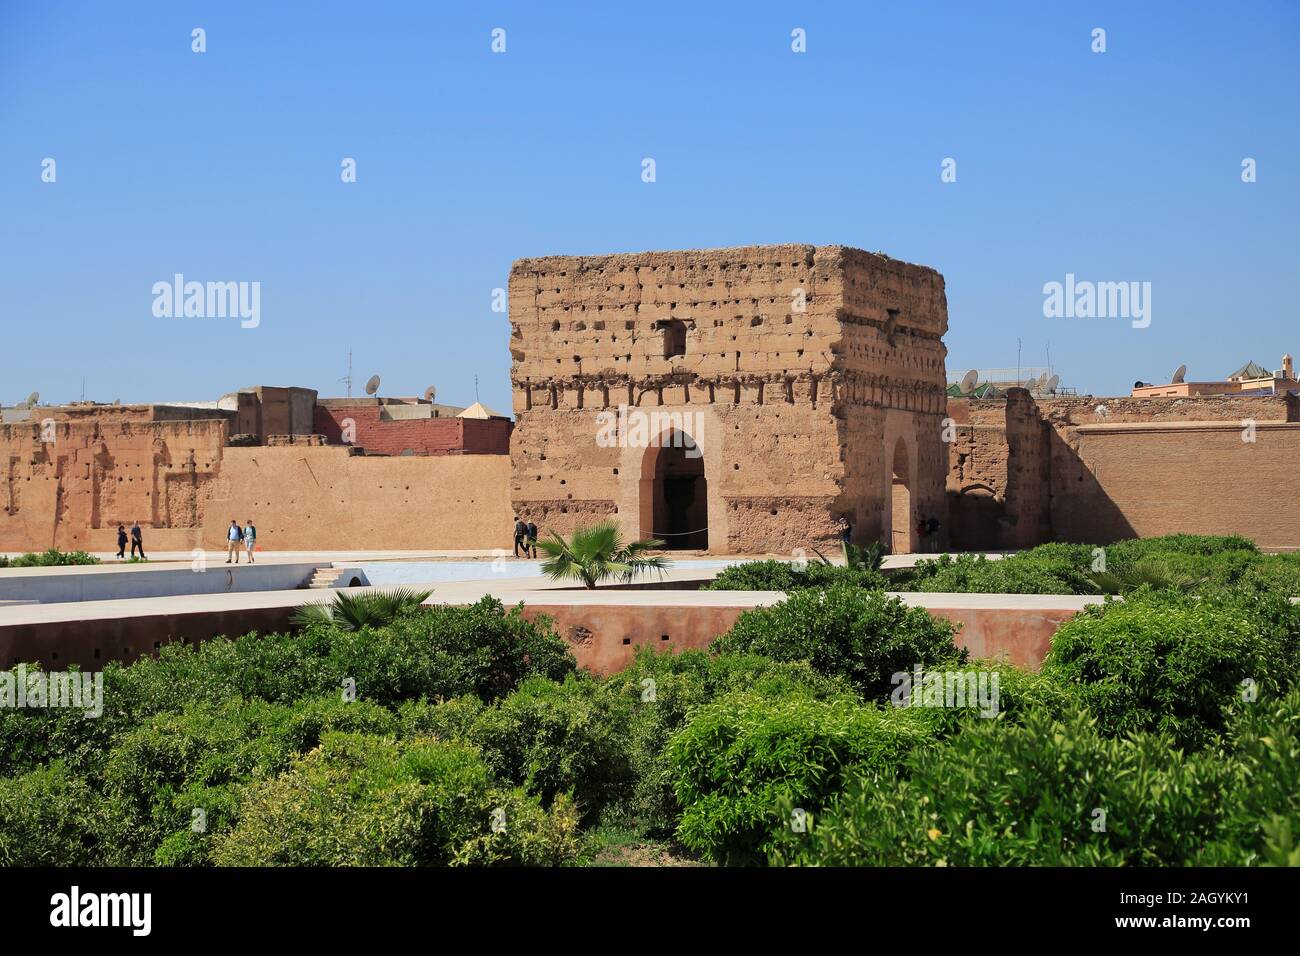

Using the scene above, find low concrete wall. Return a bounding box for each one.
[519,595,1089,674]
[0,605,298,669]
[0,588,1096,674]
[0,563,321,604]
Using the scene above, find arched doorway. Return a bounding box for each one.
[891,436,913,554]
[641,431,708,550]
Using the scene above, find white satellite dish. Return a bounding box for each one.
[1045,374,1060,394]
[959,369,978,394]
[25,391,39,408]
[1171,364,1187,384]
[364,375,381,397]
[423,385,437,403]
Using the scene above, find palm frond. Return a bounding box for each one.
[537,521,669,588]
[291,587,432,631]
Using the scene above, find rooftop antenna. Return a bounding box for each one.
[24,391,39,409]
[364,374,381,397]
[423,385,437,403]
[959,369,978,395]
[475,375,480,403]
[340,349,353,399]
[1172,363,1187,384]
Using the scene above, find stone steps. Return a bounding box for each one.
[306,567,341,589]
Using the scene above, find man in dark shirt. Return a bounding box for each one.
[116,524,128,559]
[513,516,528,557]
[526,520,539,558]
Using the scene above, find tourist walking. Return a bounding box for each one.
[116,524,128,559]
[243,519,257,563]
[130,521,145,560]
[925,515,941,552]
[226,520,244,564]
[526,519,538,558]
[513,516,528,557]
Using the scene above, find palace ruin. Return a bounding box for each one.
[507,244,951,553]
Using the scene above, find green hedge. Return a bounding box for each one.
[773,690,1300,867]
[898,550,1092,595]
[712,585,965,699]
[703,560,887,592]
[600,648,857,835]
[1042,589,1300,748]
[0,549,100,568]
[211,732,578,866]
[667,692,939,865]
[468,674,635,822]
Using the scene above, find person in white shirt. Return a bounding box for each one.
[226,520,243,564]
[243,520,257,563]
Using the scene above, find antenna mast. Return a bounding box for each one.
[339,349,353,399]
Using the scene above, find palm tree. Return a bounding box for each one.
[1088,558,1201,595]
[536,521,669,589]
[291,587,432,631]
[814,539,887,572]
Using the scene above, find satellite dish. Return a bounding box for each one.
[959,369,978,394]
[1045,374,1060,394]
[25,392,39,408]
[1134,381,1146,389]
[1171,364,1187,384]
[423,385,437,403]
[364,375,381,397]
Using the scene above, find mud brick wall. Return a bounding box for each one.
[945,392,1300,549]
[1,409,513,554]
[508,244,950,553]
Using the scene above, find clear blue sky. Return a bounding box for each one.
[2,1,1297,411]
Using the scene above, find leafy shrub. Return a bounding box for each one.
[101,695,401,864]
[712,585,964,699]
[899,552,1088,595]
[668,693,938,865]
[897,537,1289,599]
[398,695,486,742]
[599,648,857,834]
[892,659,1083,735]
[470,674,634,821]
[1042,590,1300,748]
[0,549,100,568]
[1103,533,1258,563]
[1235,552,1300,597]
[772,706,1230,866]
[1199,689,1300,866]
[212,732,578,866]
[0,762,134,866]
[704,560,887,592]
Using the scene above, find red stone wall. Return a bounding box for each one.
[312,405,511,456]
